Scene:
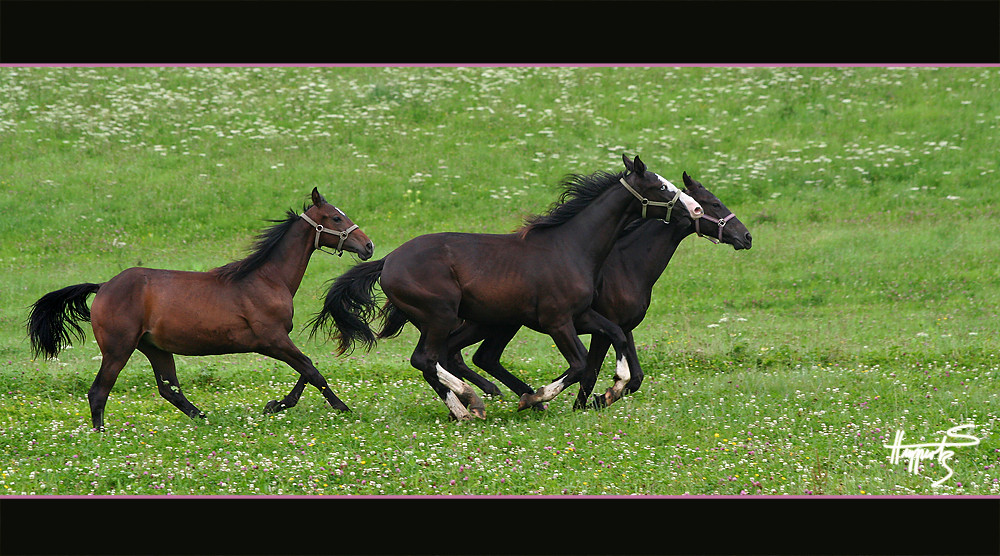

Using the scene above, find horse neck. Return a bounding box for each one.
[259,222,314,295]
[616,220,695,291]
[547,186,637,273]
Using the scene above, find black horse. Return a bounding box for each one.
[310,155,703,419]
[436,172,752,409]
[27,188,374,429]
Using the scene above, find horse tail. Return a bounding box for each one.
[377,300,410,340]
[27,283,102,359]
[309,258,386,356]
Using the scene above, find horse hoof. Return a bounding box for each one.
[263,400,285,414]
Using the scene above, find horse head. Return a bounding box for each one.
[621,154,704,223]
[681,172,752,250]
[302,188,375,259]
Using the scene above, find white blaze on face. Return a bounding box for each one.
[677,191,703,218]
[654,173,703,218]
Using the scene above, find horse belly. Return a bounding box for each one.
[142,281,259,355]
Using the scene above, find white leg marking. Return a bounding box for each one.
[436,363,471,395]
[443,391,472,420]
[534,378,567,403]
[610,355,631,397]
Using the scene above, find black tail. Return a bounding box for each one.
[377,300,411,341]
[27,283,102,359]
[308,258,386,356]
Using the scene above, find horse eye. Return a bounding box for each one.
[332,216,343,222]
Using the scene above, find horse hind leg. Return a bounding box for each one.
[138,340,205,420]
[87,318,144,430]
[411,328,486,421]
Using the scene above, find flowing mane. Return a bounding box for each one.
[518,170,624,237]
[212,204,309,283]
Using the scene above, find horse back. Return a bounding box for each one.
[382,232,592,327]
[90,267,278,355]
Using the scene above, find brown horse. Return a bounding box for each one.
[27,188,373,430]
[438,172,752,409]
[310,155,704,420]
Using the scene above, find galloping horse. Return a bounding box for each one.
[310,155,703,420]
[27,188,374,430]
[437,172,752,409]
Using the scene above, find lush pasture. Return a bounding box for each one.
[1,67,998,496]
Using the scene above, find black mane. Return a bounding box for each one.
[212,204,308,283]
[519,170,624,236]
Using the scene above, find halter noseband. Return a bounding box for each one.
[300,212,358,256]
[619,177,680,223]
[695,212,736,244]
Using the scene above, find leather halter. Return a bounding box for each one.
[300,212,358,256]
[695,212,736,244]
[619,177,680,223]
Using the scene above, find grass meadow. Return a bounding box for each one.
[1,67,998,497]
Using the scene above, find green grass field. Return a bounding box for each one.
[1,67,998,496]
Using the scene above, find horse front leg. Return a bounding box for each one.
[260,337,350,413]
[574,333,612,410]
[572,311,638,408]
[595,329,644,407]
[517,321,588,411]
[264,376,307,414]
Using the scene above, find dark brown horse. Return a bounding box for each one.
[27,188,373,430]
[437,172,752,409]
[310,155,703,420]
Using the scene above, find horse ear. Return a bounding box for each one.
[633,155,647,175]
[622,153,634,173]
[311,187,327,207]
[683,172,695,188]
[622,154,646,175]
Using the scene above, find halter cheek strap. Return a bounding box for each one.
[300,212,358,256]
[619,177,679,223]
[695,212,736,244]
